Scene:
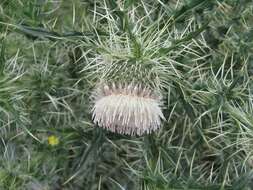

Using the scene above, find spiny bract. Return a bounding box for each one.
[92,83,165,136]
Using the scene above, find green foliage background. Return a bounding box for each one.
[1,0,253,189]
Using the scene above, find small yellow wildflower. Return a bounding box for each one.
[48,135,59,146]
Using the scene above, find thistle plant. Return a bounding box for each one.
[0,0,253,190]
[83,1,209,135]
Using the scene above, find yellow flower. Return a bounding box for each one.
[48,135,59,146]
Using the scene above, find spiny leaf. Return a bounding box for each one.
[158,20,210,55]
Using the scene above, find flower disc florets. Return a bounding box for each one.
[92,83,165,135]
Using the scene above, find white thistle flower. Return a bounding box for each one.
[92,83,165,136]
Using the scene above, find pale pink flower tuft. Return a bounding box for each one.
[92,83,165,136]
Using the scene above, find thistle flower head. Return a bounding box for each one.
[92,83,165,136]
